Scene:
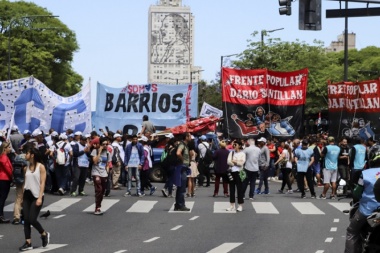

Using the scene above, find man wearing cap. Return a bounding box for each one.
[257,137,270,194]
[111,133,124,190]
[294,139,316,199]
[198,135,211,187]
[124,135,145,196]
[70,132,90,196]
[54,133,73,195]
[9,126,23,154]
[319,136,340,199]
[19,130,31,151]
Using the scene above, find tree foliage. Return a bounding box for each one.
[0,0,82,96]
[202,32,380,115]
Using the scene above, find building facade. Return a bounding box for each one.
[326,32,356,53]
[148,0,202,84]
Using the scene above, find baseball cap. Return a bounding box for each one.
[165,133,174,139]
[74,131,82,136]
[68,133,74,138]
[85,134,91,138]
[23,130,31,135]
[90,137,100,145]
[32,129,42,137]
[257,137,267,143]
[12,125,18,131]
[51,131,58,137]
[59,133,68,140]
[200,135,207,140]
[138,136,148,142]
[113,133,122,138]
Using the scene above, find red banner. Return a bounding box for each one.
[222,68,308,106]
[221,68,308,138]
[328,80,380,113]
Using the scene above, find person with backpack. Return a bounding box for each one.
[70,133,90,197]
[54,134,73,195]
[139,136,156,196]
[173,133,191,211]
[123,135,145,197]
[197,135,212,187]
[161,135,176,198]
[11,153,27,225]
[111,133,124,190]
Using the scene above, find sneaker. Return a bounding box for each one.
[138,192,145,197]
[213,193,218,197]
[0,216,10,223]
[124,192,131,197]
[79,191,87,196]
[294,189,301,192]
[167,194,174,198]
[191,193,195,198]
[41,232,50,247]
[12,218,20,225]
[263,190,270,194]
[94,209,103,215]
[236,205,243,212]
[318,194,326,199]
[287,190,293,194]
[249,197,254,200]
[174,206,190,211]
[255,189,261,194]
[19,242,33,251]
[301,194,306,199]
[224,193,229,198]
[305,188,310,192]
[58,188,65,195]
[226,206,235,211]
[150,186,157,195]
[330,195,336,200]
[186,193,191,198]
[70,192,77,197]
[278,189,284,194]
[311,195,316,199]
[161,189,168,197]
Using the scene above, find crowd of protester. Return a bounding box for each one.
[0,120,379,250]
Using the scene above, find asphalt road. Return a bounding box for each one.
[1,180,351,253]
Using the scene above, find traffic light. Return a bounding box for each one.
[279,0,292,16]
[299,0,322,30]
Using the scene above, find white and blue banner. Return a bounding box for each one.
[0,76,91,135]
[92,82,198,134]
[200,102,223,118]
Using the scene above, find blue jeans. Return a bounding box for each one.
[269,158,276,177]
[127,167,141,194]
[55,164,69,190]
[258,166,269,193]
[175,166,188,209]
[243,170,258,198]
[164,166,175,195]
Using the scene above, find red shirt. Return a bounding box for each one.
[0,154,13,181]
[267,143,276,158]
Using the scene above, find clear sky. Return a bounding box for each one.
[18,0,380,108]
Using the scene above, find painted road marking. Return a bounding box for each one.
[83,199,119,213]
[41,198,81,212]
[207,243,243,253]
[292,202,325,215]
[252,202,279,214]
[126,200,157,213]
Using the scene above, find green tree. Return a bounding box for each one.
[0,0,82,96]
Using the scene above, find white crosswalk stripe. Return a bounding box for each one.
[207,243,243,253]
[83,199,120,213]
[4,197,350,215]
[22,244,68,252]
[328,202,351,213]
[252,202,279,214]
[41,198,81,212]
[127,200,158,213]
[292,202,325,215]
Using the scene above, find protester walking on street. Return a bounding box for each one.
[242,138,260,200]
[275,143,293,194]
[0,141,13,223]
[226,140,246,212]
[90,137,111,215]
[174,133,191,211]
[19,147,50,251]
[212,140,230,198]
[319,136,340,199]
[294,139,316,199]
[257,137,270,194]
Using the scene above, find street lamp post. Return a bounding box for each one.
[261,28,284,47]
[190,69,204,84]
[7,15,58,80]
[220,53,239,85]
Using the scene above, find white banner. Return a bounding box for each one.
[0,77,91,135]
[199,102,223,118]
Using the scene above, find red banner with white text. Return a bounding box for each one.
[222,68,308,138]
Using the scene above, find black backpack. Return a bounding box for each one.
[200,143,213,165]
[164,141,185,167]
[112,146,120,165]
[13,154,27,185]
